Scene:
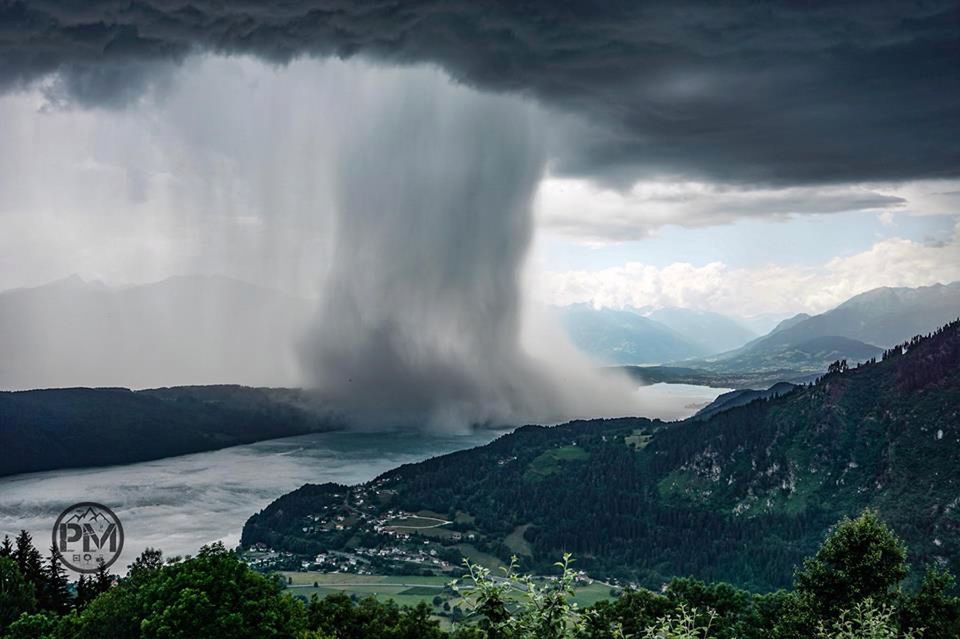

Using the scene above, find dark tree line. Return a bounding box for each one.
[0,530,115,629]
[3,511,959,638]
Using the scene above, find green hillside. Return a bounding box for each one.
[0,385,337,476]
[244,320,960,592]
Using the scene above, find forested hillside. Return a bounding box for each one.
[0,385,336,476]
[245,319,960,591]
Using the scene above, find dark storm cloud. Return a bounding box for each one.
[1,0,958,183]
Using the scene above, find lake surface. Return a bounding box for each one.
[0,383,728,572]
[632,382,733,420]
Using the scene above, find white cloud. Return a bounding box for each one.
[535,221,960,316]
[534,177,960,243]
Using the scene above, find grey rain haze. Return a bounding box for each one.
[0,2,957,427]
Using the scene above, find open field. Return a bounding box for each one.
[279,571,615,610]
[504,524,533,556]
[384,515,450,529]
[281,572,451,609]
[524,445,590,480]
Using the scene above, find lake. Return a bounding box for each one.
[632,382,733,420]
[0,383,728,572]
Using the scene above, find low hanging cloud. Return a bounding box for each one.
[535,179,913,243]
[538,221,960,316]
[0,1,957,186]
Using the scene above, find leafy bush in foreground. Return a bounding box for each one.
[1,511,959,638]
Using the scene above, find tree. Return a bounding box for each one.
[3,611,60,639]
[795,510,908,619]
[92,558,114,597]
[38,547,70,615]
[75,575,93,610]
[0,557,36,632]
[901,566,960,639]
[305,591,446,639]
[455,554,583,639]
[580,588,672,639]
[128,548,164,579]
[12,531,43,594]
[73,542,307,639]
[752,589,812,639]
[827,360,849,375]
[0,536,13,558]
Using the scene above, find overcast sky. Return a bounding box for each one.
[1,1,958,322]
[2,2,958,421]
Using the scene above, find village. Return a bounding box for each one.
[243,479,480,576]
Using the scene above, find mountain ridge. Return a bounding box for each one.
[0,385,339,477]
[0,274,311,390]
[243,319,960,591]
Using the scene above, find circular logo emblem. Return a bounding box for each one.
[52,502,124,573]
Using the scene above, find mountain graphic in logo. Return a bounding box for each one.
[65,507,109,524]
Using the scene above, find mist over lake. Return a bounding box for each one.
[0,383,726,571]
[0,430,497,571]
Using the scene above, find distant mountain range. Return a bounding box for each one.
[555,305,757,365]
[755,282,960,349]
[563,283,959,376]
[677,282,960,381]
[646,307,758,353]
[0,275,310,390]
[556,305,712,364]
[2,276,957,391]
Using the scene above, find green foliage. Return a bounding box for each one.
[37,550,69,616]
[3,509,960,639]
[524,447,590,481]
[580,588,672,639]
[0,532,76,633]
[640,606,716,639]
[68,543,306,639]
[0,557,36,632]
[900,567,960,639]
[454,554,587,639]
[305,592,445,639]
[2,612,58,639]
[816,599,919,639]
[795,510,908,618]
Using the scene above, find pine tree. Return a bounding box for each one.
[75,574,92,610]
[0,535,12,558]
[39,546,70,614]
[93,558,113,595]
[12,530,44,596]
